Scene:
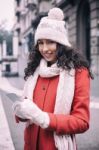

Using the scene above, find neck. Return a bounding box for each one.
[47,61,57,67]
[47,61,52,67]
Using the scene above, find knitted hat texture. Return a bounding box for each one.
[34,7,71,47]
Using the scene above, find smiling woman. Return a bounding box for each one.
[12,7,92,150]
[0,0,14,30]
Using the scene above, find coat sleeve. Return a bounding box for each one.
[47,68,90,134]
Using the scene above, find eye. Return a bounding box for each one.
[38,40,43,45]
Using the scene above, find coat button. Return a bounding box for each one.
[42,86,45,90]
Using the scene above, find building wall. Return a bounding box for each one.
[90,0,99,75]
[0,39,18,77]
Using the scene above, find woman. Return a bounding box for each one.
[13,7,93,150]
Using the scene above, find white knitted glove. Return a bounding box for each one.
[12,101,27,119]
[13,98,50,128]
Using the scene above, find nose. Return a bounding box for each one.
[42,43,49,52]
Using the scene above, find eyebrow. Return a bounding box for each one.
[38,39,44,42]
[37,40,42,43]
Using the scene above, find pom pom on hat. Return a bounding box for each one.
[35,7,71,47]
[48,7,64,21]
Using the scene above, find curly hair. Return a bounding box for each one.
[24,43,93,80]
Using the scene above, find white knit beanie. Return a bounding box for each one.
[34,7,71,47]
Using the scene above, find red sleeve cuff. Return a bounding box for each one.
[48,113,57,130]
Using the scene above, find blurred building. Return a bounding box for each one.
[13,0,99,77]
[0,39,18,77]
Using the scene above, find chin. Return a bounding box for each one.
[45,58,53,62]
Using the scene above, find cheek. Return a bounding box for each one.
[50,46,57,52]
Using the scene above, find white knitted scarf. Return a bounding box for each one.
[23,59,76,150]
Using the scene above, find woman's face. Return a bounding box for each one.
[38,39,57,64]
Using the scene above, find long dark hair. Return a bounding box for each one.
[24,43,93,80]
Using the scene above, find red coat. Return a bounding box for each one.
[16,68,90,150]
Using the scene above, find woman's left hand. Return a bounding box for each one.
[13,98,50,128]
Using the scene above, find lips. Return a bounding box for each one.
[40,51,56,62]
[44,54,52,57]
[43,53,53,58]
